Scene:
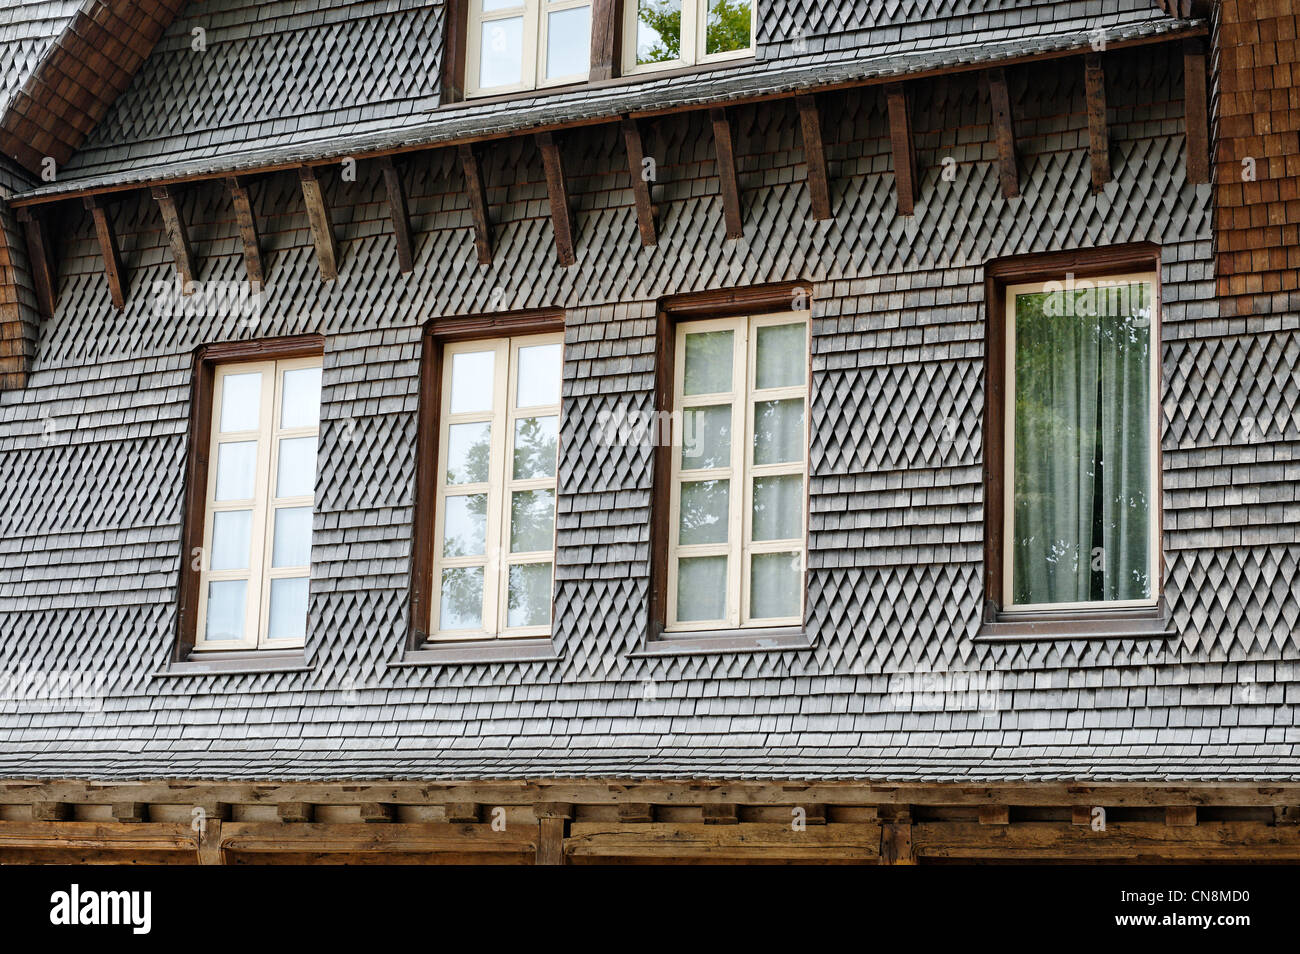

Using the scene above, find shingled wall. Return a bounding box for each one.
[0,42,1296,780]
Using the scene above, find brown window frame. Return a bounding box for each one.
[639,282,815,657]
[980,243,1169,642]
[173,334,325,669]
[406,309,566,664]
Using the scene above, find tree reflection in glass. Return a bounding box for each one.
[511,489,556,553]
[440,566,483,630]
[513,416,558,479]
[447,422,491,484]
[753,399,803,465]
[507,562,552,628]
[679,479,729,545]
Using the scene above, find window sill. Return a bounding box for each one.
[632,626,812,658]
[974,604,1172,642]
[395,637,563,667]
[154,650,312,677]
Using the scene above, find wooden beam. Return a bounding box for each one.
[884,83,918,216]
[379,156,414,274]
[151,185,197,290]
[914,821,1300,861]
[360,802,396,823]
[277,802,314,823]
[298,165,339,281]
[621,117,657,246]
[31,802,69,822]
[978,805,1010,825]
[535,802,572,866]
[1182,37,1209,185]
[227,176,264,288]
[796,95,832,220]
[15,207,56,320]
[536,132,576,266]
[986,67,1020,198]
[702,803,739,825]
[1166,805,1198,827]
[1084,53,1111,193]
[0,821,195,852]
[566,823,881,863]
[457,144,493,265]
[111,802,147,823]
[589,0,619,82]
[880,821,916,864]
[618,802,655,823]
[83,195,126,309]
[710,107,743,238]
[445,802,481,824]
[219,822,536,856]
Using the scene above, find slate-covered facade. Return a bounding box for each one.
[0,0,1297,863]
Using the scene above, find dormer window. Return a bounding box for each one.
[467,0,591,97]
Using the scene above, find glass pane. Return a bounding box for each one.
[272,506,313,568]
[511,489,556,553]
[546,6,590,79]
[705,0,752,55]
[677,555,727,621]
[276,436,317,498]
[679,478,729,545]
[219,371,261,432]
[442,494,487,557]
[210,510,251,571]
[507,562,553,628]
[440,566,484,630]
[680,405,730,470]
[752,474,803,541]
[214,441,257,501]
[750,551,801,619]
[450,350,495,414]
[1011,284,1152,605]
[755,322,806,389]
[513,416,558,479]
[205,580,246,641]
[516,343,563,407]
[479,17,523,89]
[446,422,491,484]
[483,0,516,10]
[683,330,733,394]
[753,398,804,465]
[635,0,681,65]
[281,366,322,428]
[267,577,309,641]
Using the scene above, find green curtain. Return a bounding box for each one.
[1011,284,1151,605]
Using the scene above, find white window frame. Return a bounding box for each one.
[194,356,321,651]
[622,0,756,77]
[430,333,564,639]
[1002,271,1161,613]
[466,0,592,98]
[666,311,810,632]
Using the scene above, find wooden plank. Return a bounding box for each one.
[360,802,396,823]
[151,184,196,288]
[83,195,126,309]
[1085,53,1111,193]
[227,176,264,287]
[31,801,70,821]
[1182,37,1209,184]
[1166,805,1198,827]
[537,816,567,865]
[880,822,916,864]
[589,0,619,82]
[445,802,481,823]
[618,802,654,823]
[702,803,739,825]
[219,822,535,855]
[197,819,225,865]
[0,821,195,851]
[15,207,57,319]
[298,165,339,280]
[914,821,1300,861]
[621,116,657,246]
[379,156,414,273]
[457,144,493,265]
[710,107,743,238]
[884,83,918,215]
[986,67,1020,199]
[277,802,314,823]
[796,95,832,220]
[111,802,147,823]
[536,132,576,266]
[978,805,1010,825]
[566,823,882,861]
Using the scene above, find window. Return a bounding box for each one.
[466,0,591,97]
[193,355,323,651]
[428,333,563,639]
[666,311,809,632]
[623,0,754,75]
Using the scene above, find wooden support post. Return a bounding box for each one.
[1166,806,1198,827]
[1072,805,1095,826]
[83,195,126,309]
[227,176,264,288]
[360,802,396,823]
[111,802,147,823]
[535,802,572,866]
[618,803,655,823]
[978,805,1010,825]
[151,184,196,289]
[195,800,231,864]
[1274,806,1300,826]
[796,804,828,826]
[379,156,414,274]
[621,117,658,247]
[589,0,619,82]
[702,803,739,825]
[1182,38,1209,185]
[885,83,918,216]
[710,107,743,239]
[445,802,481,824]
[277,802,314,823]
[1084,53,1111,193]
[31,802,69,822]
[536,132,576,266]
[15,207,57,320]
[458,144,493,265]
[298,165,340,281]
[796,95,832,220]
[986,67,1020,199]
[880,822,916,864]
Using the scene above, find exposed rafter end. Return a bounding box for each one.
[379,156,414,274]
[621,117,657,247]
[1085,53,1112,193]
[536,132,576,267]
[15,207,57,320]
[227,176,264,288]
[457,144,494,266]
[796,95,832,221]
[1182,37,1210,185]
[151,184,197,291]
[710,107,743,239]
[82,195,126,310]
[985,67,1020,199]
[884,83,918,216]
[298,165,340,281]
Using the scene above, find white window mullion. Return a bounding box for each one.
[728,316,748,629]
